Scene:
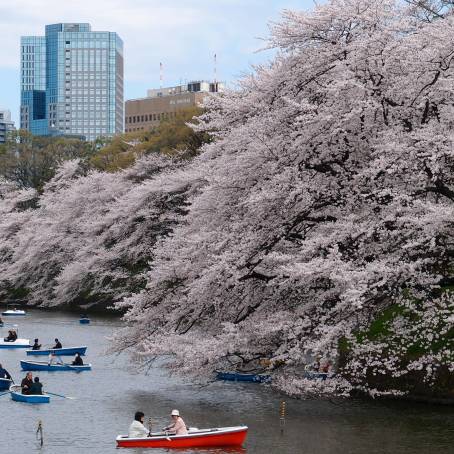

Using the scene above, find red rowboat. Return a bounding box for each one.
[116,425,248,449]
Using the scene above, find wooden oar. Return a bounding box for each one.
[46,391,75,400]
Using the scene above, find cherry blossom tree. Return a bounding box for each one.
[113,0,454,396]
[0,155,201,308]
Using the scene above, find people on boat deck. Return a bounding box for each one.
[128,411,149,438]
[32,339,41,350]
[4,330,17,342]
[48,352,64,366]
[21,372,33,395]
[72,353,84,366]
[163,409,188,436]
[28,376,43,395]
[0,363,12,380]
[52,338,62,349]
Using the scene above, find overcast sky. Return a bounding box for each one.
[0,0,316,125]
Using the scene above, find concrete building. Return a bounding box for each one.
[20,23,123,141]
[0,110,15,143]
[125,80,223,133]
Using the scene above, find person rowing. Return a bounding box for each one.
[21,372,33,395]
[72,353,84,366]
[162,409,188,435]
[48,352,64,366]
[52,338,62,349]
[4,330,17,342]
[128,411,149,438]
[0,363,12,380]
[32,339,41,350]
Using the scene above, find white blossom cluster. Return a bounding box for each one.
[1,0,454,397]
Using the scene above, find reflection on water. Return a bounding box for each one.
[1,310,454,454]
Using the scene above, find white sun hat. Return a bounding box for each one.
[171,409,180,416]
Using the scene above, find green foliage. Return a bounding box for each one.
[89,107,210,172]
[0,130,92,191]
[356,304,406,343]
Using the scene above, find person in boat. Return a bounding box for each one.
[0,363,12,380]
[52,338,62,349]
[162,409,188,436]
[72,353,84,366]
[32,339,41,350]
[28,376,43,395]
[128,411,149,438]
[48,352,64,366]
[4,330,17,342]
[21,372,33,395]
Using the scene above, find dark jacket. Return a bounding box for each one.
[53,341,62,349]
[21,377,33,394]
[32,342,41,350]
[72,356,83,366]
[29,382,43,395]
[0,368,11,380]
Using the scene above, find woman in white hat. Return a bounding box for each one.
[162,409,188,435]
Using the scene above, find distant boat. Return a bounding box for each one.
[79,318,90,324]
[116,426,248,449]
[0,338,30,349]
[2,305,26,316]
[9,385,50,404]
[26,346,87,356]
[216,372,271,383]
[0,378,13,391]
[303,371,336,380]
[20,360,92,372]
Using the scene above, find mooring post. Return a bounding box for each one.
[36,420,43,446]
[279,400,286,435]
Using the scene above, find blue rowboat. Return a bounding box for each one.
[20,360,92,372]
[0,339,30,349]
[303,371,336,380]
[0,378,13,391]
[26,346,87,356]
[216,372,271,383]
[10,385,50,404]
[79,318,90,324]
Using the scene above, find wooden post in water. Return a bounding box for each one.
[36,420,43,446]
[279,401,286,435]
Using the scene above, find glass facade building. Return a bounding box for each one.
[20,23,123,141]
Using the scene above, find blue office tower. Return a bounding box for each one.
[20,23,124,140]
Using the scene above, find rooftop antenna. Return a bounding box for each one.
[160,62,163,89]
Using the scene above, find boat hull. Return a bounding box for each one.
[0,378,12,391]
[79,319,90,324]
[2,310,26,316]
[216,372,271,383]
[0,339,30,349]
[26,346,87,356]
[10,386,49,404]
[20,360,91,372]
[116,426,248,449]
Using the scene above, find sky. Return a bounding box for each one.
[0,0,317,126]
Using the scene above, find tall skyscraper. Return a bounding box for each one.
[20,23,123,141]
